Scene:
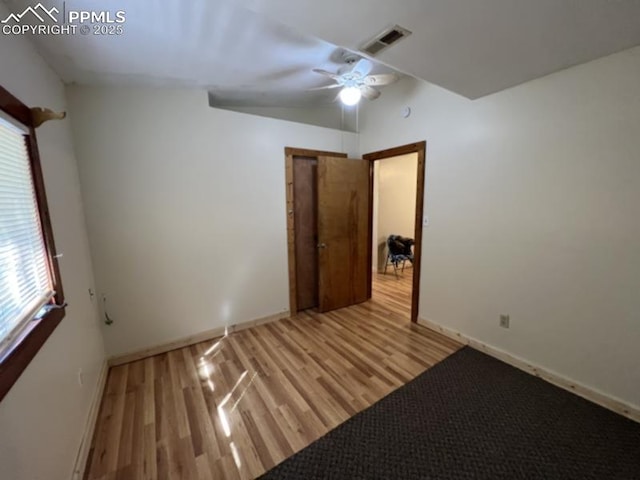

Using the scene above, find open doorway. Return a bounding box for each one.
[284,142,425,323]
[372,152,418,317]
[364,142,426,323]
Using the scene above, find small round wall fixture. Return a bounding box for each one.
[401,106,411,118]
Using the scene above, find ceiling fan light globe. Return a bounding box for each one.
[339,86,361,106]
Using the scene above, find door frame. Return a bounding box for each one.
[284,147,347,315]
[363,141,426,323]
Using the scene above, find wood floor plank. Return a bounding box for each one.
[86,271,462,479]
[116,390,136,469]
[195,453,212,480]
[142,424,157,480]
[92,365,129,477]
[143,358,155,426]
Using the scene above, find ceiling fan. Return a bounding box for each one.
[310,57,399,106]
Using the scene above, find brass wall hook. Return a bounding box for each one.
[30,107,67,128]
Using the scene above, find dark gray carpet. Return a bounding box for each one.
[259,347,640,480]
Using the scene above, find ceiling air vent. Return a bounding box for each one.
[361,25,412,57]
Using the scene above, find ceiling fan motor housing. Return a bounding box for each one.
[342,52,362,65]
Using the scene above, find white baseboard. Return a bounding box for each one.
[108,310,290,367]
[71,359,109,480]
[418,317,640,423]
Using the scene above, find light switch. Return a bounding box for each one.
[423,216,429,227]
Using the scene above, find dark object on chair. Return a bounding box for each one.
[384,235,414,278]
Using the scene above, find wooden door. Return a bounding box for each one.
[317,157,370,312]
[293,157,319,310]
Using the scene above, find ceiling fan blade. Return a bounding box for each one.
[364,73,399,86]
[312,68,341,80]
[360,85,381,101]
[307,83,342,91]
[350,58,373,78]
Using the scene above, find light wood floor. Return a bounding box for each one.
[85,270,462,480]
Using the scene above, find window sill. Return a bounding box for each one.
[0,306,66,402]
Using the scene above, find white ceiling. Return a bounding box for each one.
[240,0,640,99]
[2,0,396,106]
[4,0,640,102]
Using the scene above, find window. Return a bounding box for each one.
[0,85,65,401]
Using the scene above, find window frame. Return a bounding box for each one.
[0,85,66,402]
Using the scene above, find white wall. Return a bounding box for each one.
[372,153,417,271]
[0,5,106,479]
[67,86,358,357]
[360,46,640,408]
[216,104,358,132]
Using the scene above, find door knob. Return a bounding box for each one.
[317,243,327,249]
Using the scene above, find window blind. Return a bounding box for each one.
[0,115,54,355]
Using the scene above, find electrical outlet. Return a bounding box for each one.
[499,314,510,329]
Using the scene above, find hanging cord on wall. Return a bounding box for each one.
[102,295,114,325]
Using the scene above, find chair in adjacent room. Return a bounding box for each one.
[383,235,414,278]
